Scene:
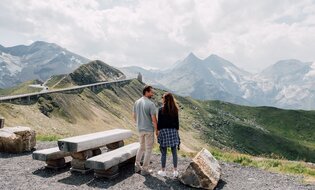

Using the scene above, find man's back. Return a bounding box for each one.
[134,97,156,132]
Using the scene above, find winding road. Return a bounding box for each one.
[0,78,136,103]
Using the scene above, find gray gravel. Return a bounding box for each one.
[0,142,314,190]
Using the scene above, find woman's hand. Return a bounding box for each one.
[155,130,159,137]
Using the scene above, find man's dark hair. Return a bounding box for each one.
[143,85,153,95]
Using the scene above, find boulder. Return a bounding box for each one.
[179,148,221,190]
[0,126,36,153]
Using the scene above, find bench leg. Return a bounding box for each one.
[70,159,93,174]
[92,148,102,156]
[70,148,102,174]
[45,158,69,170]
[94,165,119,179]
[106,140,124,150]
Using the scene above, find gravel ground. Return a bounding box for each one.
[0,142,314,190]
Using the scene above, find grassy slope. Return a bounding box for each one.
[0,78,314,161]
[1,78,315,182]
[44,74,73,89]
[174,98,315,162]
[0,80,42,96]
[199,101,315,162]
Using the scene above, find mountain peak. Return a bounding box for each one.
[206,54,220,59]
[204,54,236,68]
[30,41,60,49]
[274,59,307,67]
[205,54,226,61]
[263,59,309,73]
[259,59,312,82]
[188,52,197,58]
[31,41,49,46]
[69,60,126,85]
[0,41,89,88]
[184,52,200,61]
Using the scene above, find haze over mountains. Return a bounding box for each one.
[122,53,315,110]
[1,41,314,110]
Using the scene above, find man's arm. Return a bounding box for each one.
[133,112,136,122]
[150,103,158,136]
[151,114,158,136]
[133,103,137,125]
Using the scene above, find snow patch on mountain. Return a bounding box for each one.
[0,41,89,88]
[304,61,315,78]
[122,54,315,110]
[0,52,22,75]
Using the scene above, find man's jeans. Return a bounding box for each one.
[135,131,154,170]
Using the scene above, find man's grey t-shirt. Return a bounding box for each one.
[133,96,157,132]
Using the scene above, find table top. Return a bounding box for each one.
[57,129,133,152]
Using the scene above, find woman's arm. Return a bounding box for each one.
[157,109,161,131]
[175,114,179,130]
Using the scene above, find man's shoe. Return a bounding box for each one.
[134,164,142,173]
[157,170,167,177]
[141,169,153,175]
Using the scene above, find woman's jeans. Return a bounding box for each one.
[160,146,178,168]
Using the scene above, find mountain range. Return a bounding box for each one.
[1,41,314,110]
[121,53,315,110]
[0,41,89,88]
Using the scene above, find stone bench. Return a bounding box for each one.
[32,147,72,170]
[85,142,140,179]
[57,129,134,173]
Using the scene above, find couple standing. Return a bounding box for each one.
[133,85,180,177]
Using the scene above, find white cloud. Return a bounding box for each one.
[1,0,315,72]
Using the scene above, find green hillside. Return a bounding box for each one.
[195,100,315,162]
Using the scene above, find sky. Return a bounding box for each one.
[1,0,315,73]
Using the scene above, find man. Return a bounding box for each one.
[133,85,158,175]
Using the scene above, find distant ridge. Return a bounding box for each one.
[0,41,89,88]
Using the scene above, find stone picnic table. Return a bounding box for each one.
[58,129,133,173]
[33,129,136,174]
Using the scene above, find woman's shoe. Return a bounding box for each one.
[173,170,179,178]
[157,170,167,177]
[134,163,142,173]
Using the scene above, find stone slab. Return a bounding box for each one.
[85,142,139,170]
[32,147,71,161]
[58,129,133,152]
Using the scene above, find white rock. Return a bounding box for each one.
[179,148,221,190]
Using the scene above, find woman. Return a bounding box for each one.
[157,92,180,178]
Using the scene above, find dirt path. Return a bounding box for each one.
[0,142,314,190]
